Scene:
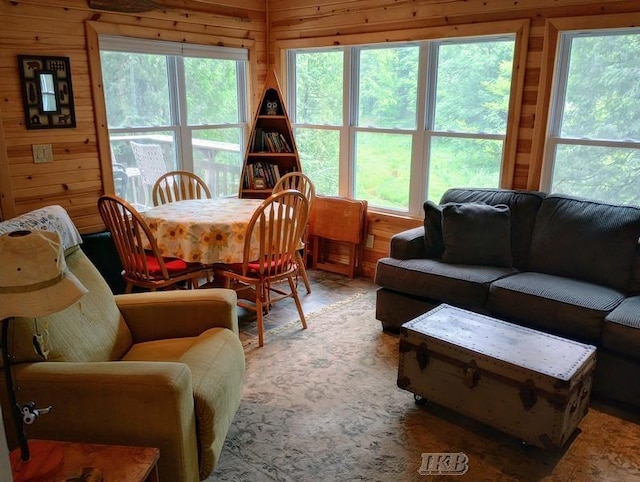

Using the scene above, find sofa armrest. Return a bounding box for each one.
[115,289,239,343]
[10,361,199,482]
[390,226,427,259]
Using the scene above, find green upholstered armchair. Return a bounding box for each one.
[0,206,245,481]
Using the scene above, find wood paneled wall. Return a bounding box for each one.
[268,0,640,278]
[1,0,640,280]
[0,0,266,232]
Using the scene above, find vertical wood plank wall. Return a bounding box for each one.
[0,0,266,232]
[269,0,640,278]
[1,0,639,279]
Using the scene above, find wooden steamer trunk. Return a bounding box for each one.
[398,305,597,450]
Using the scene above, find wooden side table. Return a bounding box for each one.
[12,440,159,482]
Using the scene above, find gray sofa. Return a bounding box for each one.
[375,188,640,407]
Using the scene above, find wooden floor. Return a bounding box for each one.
[236,267,377,338]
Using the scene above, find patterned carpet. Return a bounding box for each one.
[210,291,640,481]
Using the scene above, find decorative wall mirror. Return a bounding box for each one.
[18,55,76,129]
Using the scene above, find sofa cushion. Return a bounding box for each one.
[487,272,625,342]
[440,188,545,269]
[441,203,512,267]
[630,244,640,295]
[375,257,517,310]
[528,194,640,292]
[423,200,445,258]
[602,296,640,359]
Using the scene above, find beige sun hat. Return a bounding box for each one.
[0,229,87,319]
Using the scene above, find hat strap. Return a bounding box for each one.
[0,273,65,294]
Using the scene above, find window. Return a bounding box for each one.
[543,29,640,206]
[287,35,515,214]
[100,36,248,209]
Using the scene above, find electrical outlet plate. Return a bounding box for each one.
[366,234,374,249]
[32,144,53,163]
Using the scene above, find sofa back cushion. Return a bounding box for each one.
[630,244,640,295]
[528,194,640,292]
[439,188,546,269]
[10,247,133,364]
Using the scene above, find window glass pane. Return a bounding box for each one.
[185,58,239,125]
[294,51,343,126]
[551,144,640,205]
[191,128,243,197]
[428,137,502,202]
[358,46,419,129]
[355,131,412,210]
[560,33,640,141]
[295,128,339,196]
[109,132,177,210]
[101,52,171,128]
[433,39,514,134]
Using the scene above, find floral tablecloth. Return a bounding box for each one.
[141,198,264,264]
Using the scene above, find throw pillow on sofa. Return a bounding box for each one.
[423,200,445,258]
[441,203,513,267]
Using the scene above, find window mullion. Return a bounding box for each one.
[172,56,192,171]
[410,42,430,215]
[423,41,440,202]
[340,47,354,197]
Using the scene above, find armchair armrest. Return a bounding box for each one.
[115,289,239,343]
[11,361,199,482]
[390,226,427,259]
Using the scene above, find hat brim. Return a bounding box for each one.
[0,270,88,320]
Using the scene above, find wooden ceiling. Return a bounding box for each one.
[88,0,253,20]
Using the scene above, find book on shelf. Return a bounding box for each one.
[278,133,292,152]
[244,162,281,189]
[253,127,264,152]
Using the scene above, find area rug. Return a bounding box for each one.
[211,291,640,481]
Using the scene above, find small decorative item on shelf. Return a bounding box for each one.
[254,177,266,189]
[265,100,278,115]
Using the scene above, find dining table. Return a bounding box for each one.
[140,197,265,265]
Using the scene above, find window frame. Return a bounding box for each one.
[86,21,256,201]
[529,13,640,192]
[280,19,528,217]
[540,27,640,200]
[98,35,249,201]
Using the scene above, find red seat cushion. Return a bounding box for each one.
[248,256,286,272]
[222,257,288,276]
[134,253,190,275]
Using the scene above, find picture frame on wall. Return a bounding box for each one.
[18,55,76,130]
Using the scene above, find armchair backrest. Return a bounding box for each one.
[8,246,132,365]
[0,207,133,365]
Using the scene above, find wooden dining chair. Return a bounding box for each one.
[217,189,309,347]
[152,170,212,206]
[272,171,316,293]
[98,194,207,293]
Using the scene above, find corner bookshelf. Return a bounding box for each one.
[239,69,301,199]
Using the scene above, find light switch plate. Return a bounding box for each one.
[32,144,53,163]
